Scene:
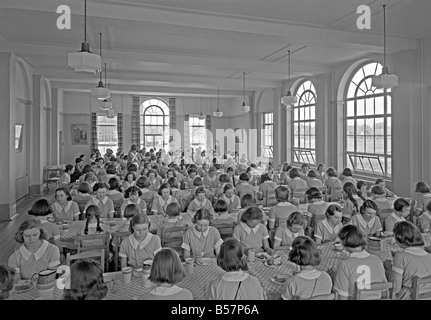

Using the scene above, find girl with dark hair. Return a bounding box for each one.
[351,200,383,237]
[76,205,109,250]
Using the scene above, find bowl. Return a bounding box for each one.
[109,221,116,226]
[334,243,343,252]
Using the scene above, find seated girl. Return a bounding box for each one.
[332,225,387,300]
[137,248,193,300]
[73,182,94,217]
[63,259,108,300]
[147,169,161,192]
[258,173,278,206]
[306,170,324,189]
[0,266,15,300]
[75,205,110,250]
[233,206,274,255]
[214,174,232,199]
[121,171,137,191]
[268,186,297,230]
[324,167,343,201]
[305,188,329,234]
[157,202,189,239]
[413,181,431,217]
[84,182,115,219]
[282,236,332,300]
[235,173,254,199]
[182,208,223,259]
[136,176,155,213]
[342,182,363,223]
[314,204,343,244]
[273,212,306,250]
[106,177,124,217]
[121,186,147,216]
[351,200,383,238]
[387,221,431,300]
[356,180,369,201]
[203,167,219,189]
[151,183,178,216]
[207,238,265,300]
[116,204,139,235]
[375,178,396,198]
[8,218,60,280]
[219,184,240,213]
[371,185,392,211]
[119,214,162,269]
[287,168,307,191]
[340,168,357,186]
[52,187,80,222]
[58,164,74,188]
[385,198,410,236]
[212,199,235,224]
[168,177,191,212]
[187,186,214,218]
[236,193,256,224]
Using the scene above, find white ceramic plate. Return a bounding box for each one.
[264,260,282,268]
[13,280,32,293]
[271,275,289,285]
[255,252,271,261]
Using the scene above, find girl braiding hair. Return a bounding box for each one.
[84,205,103,235]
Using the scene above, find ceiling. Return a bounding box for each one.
[0,0,429,97]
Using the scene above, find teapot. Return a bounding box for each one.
[31,265,71,290]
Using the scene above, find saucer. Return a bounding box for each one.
[271,275,289,284]
[264,260,282,268]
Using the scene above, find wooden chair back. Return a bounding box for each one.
[378,208,394,230]
[353,281,395,300]
[291,188,306,204]
[264,189,278,207]
[411,275,431,300]
[328,187,343,202]
[66,249,105,274]
[211,221,236,240]
[76,232,110,272]
[160,225,188,257]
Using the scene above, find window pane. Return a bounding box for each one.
[300,124,305,136]
[370,158,383,175]
[294,108,298,121]
[300,136,305,148]
[310,106,315,120]
[375,96,384,115]
[387,136,391,155]
[304,136,309,148]
[387,96,391,114]
[387,118,391,136]
[365,98,374,115]
[357,99,365,116]
[366,136,374,153]
[300,107,304,121]
[375,136,384,154]
[375,117,384,135]
[347,100,354,117]
[387,157,392,176]
[294,135,299,147]
[347,119,354,135]
[357,119,365,135]
[294,123,299,135]
[357,136,364,153]
[310,122,315,135]
[366,118,374,135]
[347,82,356,99]
[304,107,309,120]
[347,136,355,152]
[310,136,315,149]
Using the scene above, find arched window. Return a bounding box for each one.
[140,99,169,150]
[345,62,391,177]
[292,80,316,164]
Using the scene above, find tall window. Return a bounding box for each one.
[97,115,118,155]
[262,112,273,158]
[189,116,207,152]
[140,99,169,150]
[292,80,316,164]
[345,62,391,177]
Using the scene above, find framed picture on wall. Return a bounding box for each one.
[15,124,24,152]
[71,124,89,145]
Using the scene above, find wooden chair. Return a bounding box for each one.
[411,275,431,300]
[264,189,278,207]
[300,291,338,300]
[328,187,343,202]
[159,225,188,258]
[211,221,236,240]
[353,281,395,300]
[76,232,111,272]
[66,249,105,273]
[112,230,131,271]
[378,208,394,230]
[291,188,306,205]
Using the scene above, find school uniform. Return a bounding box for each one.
[140,188,155,210]
[148,178,161,192]
[307,201,329,219]
[120,198,147,216]
[259,181,278,195]
[186,198,214,216]
[419,211,431,233]
[281,269,332,300]
[8,240,60,280]
[181,226,223,258]
[374,197,392,211]
[157,218,187,240]
[288,177,307,192]
[219,194,240,213]
[333,250,387,299]
[207,271,265,300]
[151,195,178,215]
[351,214,383,237]
[342,196,364,219]
[415,193,431,214]
[392,247,431,300]
[39,218,61,242]
[268,202,297,228]
[76,222,110,249]
[140,286,193,300]
[203,175,219,189]
[52,201,80,222]
[58,172,71,186]
[233,222,269,253]
[119,233,162,268]
[384,212,406,233]
[212,213,236,226]
[342,176,357,186]
[307,178,324,189]
[279,171,290,185]
[236,182,254,198]
[324,177,343,195]
[274,224,305,247]
[121,180,136,191]
[317,172,328,183]
[84,196,115,218]
[315,219,341,243]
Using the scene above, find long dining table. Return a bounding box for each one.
[11,233,430,300]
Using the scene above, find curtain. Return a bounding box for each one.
[205,115,212,155]
[91,112,98,152]
[132,96,140,148]
[183,114,190,152]
[169,98,176,130]
[117,113,123,151]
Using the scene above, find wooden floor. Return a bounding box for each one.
[0,186,56,265]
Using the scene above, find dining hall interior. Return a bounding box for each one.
[0,0,431,301]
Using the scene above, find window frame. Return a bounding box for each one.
[97,115,118,155]
[140,99,170,150]
[344,62,392,178]
[189,115,207,151]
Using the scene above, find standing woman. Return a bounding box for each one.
[52,187,80,222]
[8,218,60,280]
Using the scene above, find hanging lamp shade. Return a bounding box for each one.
[91,34,110,100]
[100,100,113,110]
[281,50,297,108]
[372,5,398,89]
[240,72,250,113]
[214,86,223,117]
[106,109,115,118]
[68,0,101,74]
[198,96,206,120]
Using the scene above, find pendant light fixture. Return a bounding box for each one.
[281,50,297,108]
[100,63,113,110]
[372,5,398,89]
[213,86,223,117]
[240,72,250,113]
[91,33,110,100]
[67,0,101,74]
[106,108,116,118]
[198,96,206,120]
